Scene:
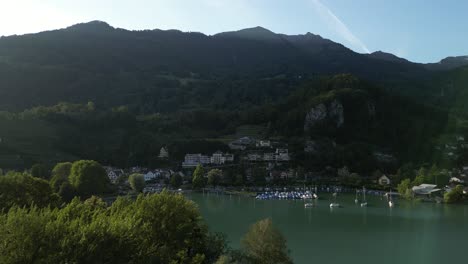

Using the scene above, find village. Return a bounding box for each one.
[103,135,468,199]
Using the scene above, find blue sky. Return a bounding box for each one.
[0,0,466,63]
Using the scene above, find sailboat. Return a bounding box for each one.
[329,192,340,208]
[360,186,368,207]
[388,189,394,208]
[354,189,359,204]
[313,186,319,199]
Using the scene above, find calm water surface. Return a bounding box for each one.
[188,193,468,264]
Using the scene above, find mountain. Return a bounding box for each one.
[366,51,412,64]
[0,21,431,111]
[1,21,468,171]
[425,55,468,71]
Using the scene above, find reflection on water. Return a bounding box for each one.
[188,193,468,264]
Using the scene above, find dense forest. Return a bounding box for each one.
[1,21,468,173]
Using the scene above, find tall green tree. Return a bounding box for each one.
[397,178,412,199]
[129,173,145,193]
[31,163,48,179]
[412,167,427,186]
[192,165,206,189]
[68,160,109,197]
[207,169,223,187]
[241,218,292,264]
[50,162,72,192]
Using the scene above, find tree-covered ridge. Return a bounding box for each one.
[0,21,431,111]
[0,74,464,173]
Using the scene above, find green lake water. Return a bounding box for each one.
[188,193,468,264]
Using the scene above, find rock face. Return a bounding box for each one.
[304,99,344,131]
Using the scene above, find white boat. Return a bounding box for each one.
[313,193,318,199]
[354,189,359,204]
[360,187,368,207]
[388,190,394,207]
[330,191,340,208]
[304,203,314,208]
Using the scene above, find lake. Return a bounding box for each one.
[188,192,468,264]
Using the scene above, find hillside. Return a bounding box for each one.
[0,21,430,111]
[1,22,468,171]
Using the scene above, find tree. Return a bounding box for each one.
[444,185,465,203]
[0,192,226,263]
[397,178,412,199]
[128,173,145,193]
[0,172,59,211]
[412,167,426,186]
[241,218,292,264]
[170,173,183,188]
[68,160,109,197]
[50,162,72,192]
[31,163,48,179]
[192,165,206,189]
[208,169,223,187]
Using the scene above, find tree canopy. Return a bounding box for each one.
[68,160,110,197]
[241,218,292,264]
[0,192,226,264]
[192,165,206,189]
[129,173,146,193]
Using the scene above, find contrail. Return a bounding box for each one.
[309,0,370,53]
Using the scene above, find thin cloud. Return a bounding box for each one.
[309,0,370,53]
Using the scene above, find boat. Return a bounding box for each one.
[360,186,368,207]
[329,192,340,208]
[354,189,359,204]
[388,189,394,207]
[304,203,314,208]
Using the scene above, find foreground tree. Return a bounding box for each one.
[0,192,225,263]
[129,173,145,193]
[241,218,292,264]
[192,165,206,189]
[0,172,59,211]
[68,160,109,197]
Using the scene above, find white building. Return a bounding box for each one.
[104,167,124,184]
[143,171,158,182]
[378,175,391,186]
[210,151,234,165]
[182,154,211,168]
[256,140,271,148]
